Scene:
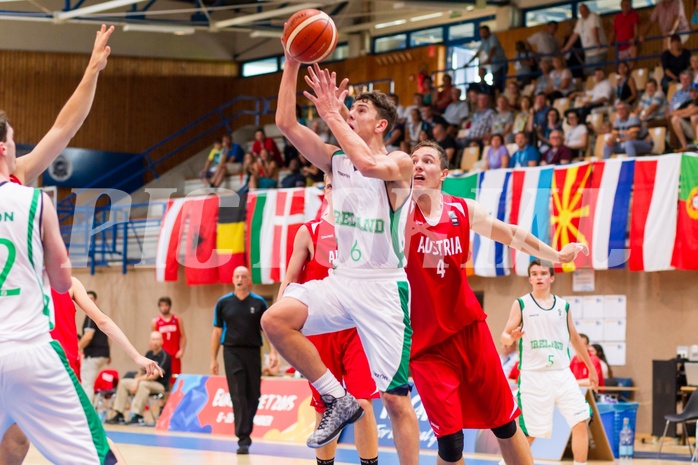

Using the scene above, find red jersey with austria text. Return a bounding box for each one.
[405,194,486,359]
[299,218,337,282]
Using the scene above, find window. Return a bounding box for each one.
[410,27,443,47]
[241,57,278,77]
[449,23,476,41]
[329,44,349,61]
[374,34,407,53]
[585,0,655,15]
[525,4,573,26]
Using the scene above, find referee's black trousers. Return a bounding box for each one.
[223,346,261,447]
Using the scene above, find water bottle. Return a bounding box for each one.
[619,417,634,462]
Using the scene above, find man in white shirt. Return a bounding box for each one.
[443,87,470,129]
[527,21,560,63]
[569,68,614,121]
[562,4,608,75]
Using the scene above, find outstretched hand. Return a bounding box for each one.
[89,24,114,72]
[558,242,589,263]
[303,64,347,120]
[510,327,525,342]
[137,356,164,378]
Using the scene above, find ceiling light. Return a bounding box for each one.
[54,0,147,22]
[214,3,321,29]
[374,19,406,29]
[122,24,195,35]
[410,12,444,22]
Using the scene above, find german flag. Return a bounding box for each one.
[217,191,247,283]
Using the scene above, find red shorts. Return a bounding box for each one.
[308,328,378,412]
[410,319,519,437]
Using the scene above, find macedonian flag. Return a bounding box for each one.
[551,163,592,272]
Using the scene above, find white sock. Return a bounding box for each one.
[574,461,587,465]
[498,460,506,465]
[311,370,345,398]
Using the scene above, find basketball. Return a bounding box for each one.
[283,9,338,64]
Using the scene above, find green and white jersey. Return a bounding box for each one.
[518,293,570,371]
[0,182,53,342]
[331,151,411,272]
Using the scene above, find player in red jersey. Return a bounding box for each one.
[50,289,81,379]
[405,141,587,465]
[151,296,186,385]
[278,175,379,465]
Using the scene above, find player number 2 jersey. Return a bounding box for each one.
[0,182,53,343]
[518,293,571,371]
[331,151,411,272]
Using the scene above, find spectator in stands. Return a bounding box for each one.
[420,105,447,138]
[281,158,306,188]
[541,130,573,165]
[443,87,470,131]
[432,122,458,167]
[484,133,510,169]
[296,105,308,127]
[610,0,640,62]
[458,93,496,149]
[504,81,522,110]
[513,95,532,136]
[226,134,245,163]
[404,108,425,151]
[283,136,299,166]
[389,93,408,121]
[491,96,515,143]
[667,70,694,116]
[404,92,424,119]
[208,135,244,188]
[241,152,258,191]
[310,119,331,143]
[547,56,573,102]
[569,68,614,121]
[562,4,608,76]
[615,61,638,106]
[670,82,698,149]
[200,138,223,187]
[466,86,480,115]
[537,108,563,153]
[252,128,283,167]
[255,148,279,189]
[564,110,589,158]
[510,132,540,167]
[690,54,698,84]
[534,60,552,96]
[642,0,690,49]
[422,76,436,107]
[661,34,691,92]
[637,78,667,121]
[467,25,508,92]
[570,334,605,387]
[527,21,560,63]
[590,344,613,379]
[604,101,654,158]
[528,92,551,145]
[562,21,585,79]
[434,74,454,112]
[299,153,323,185]
[385,117,405,152]
[514,40,536,87]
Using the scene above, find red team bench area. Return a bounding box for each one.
[156,375,616,460]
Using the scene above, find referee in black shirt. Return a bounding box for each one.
[210,266,278,455]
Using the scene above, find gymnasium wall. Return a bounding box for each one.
[72,266,698,436]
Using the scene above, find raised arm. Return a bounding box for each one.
[71,277,163,377]
[14,25,113,185]
[501,300,524,346]
[276,37,335,173]
[466,198,588,263]
[41,193,71,293]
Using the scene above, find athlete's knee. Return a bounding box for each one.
[260,300,306,335]
[357,398,374,415]
[491,420,517,439]
[380,389,413,417]
[0,426,30,465]
[437,431,464,462]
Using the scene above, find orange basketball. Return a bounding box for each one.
[283,9,338,64]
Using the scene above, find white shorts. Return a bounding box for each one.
[284,268,411,393]
[0,335,115,465]
[517,369,591,438]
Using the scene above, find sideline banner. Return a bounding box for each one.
[156,375,316,442]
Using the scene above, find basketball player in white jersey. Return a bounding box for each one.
[501,260,598,465]
[0,25,115,465]
[264,39,419,464]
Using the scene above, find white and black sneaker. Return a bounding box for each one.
[306,392,364,449]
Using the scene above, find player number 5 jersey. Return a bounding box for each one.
[0,182,53,343]
[518,293,571,371]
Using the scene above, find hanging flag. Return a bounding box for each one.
[184,196,220,285]
[473,170,511,276]
[216,192,247,284]
[629,154,681,271]
[551,163,592,272]
[443,173,479,200]
[584,159,635,270]
[155,198,187,282]
[509,166,554,276]
[246,189,307,284]
[672,154,698,270]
